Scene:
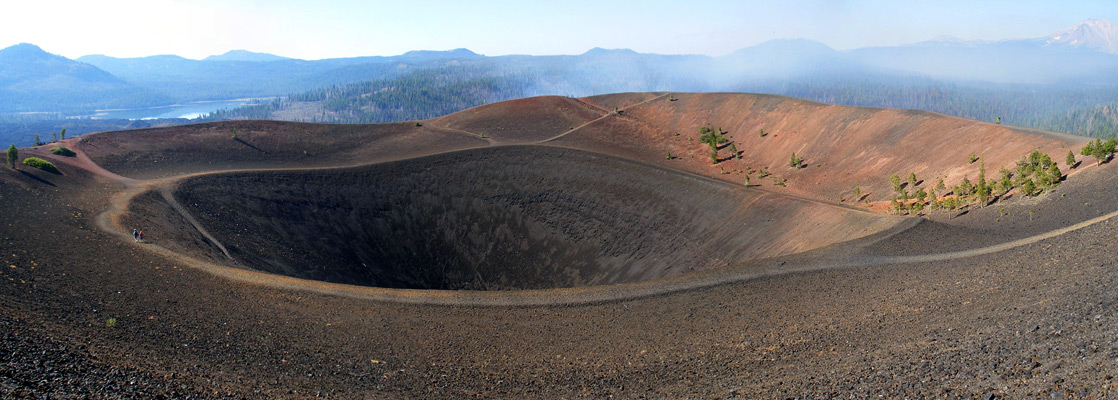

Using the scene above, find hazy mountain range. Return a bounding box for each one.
[2,19,1118,145]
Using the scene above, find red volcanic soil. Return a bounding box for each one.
[554,92,1088,205]
[431,96,606,144]
[2,93,1117,399]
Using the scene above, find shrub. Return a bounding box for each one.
[22,157,59,174]
[50,146,76,157]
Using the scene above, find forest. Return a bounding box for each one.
[204,64,1118,139]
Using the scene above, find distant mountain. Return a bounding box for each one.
[721,38,859,78]
[1046,19,1118,54]
[849,20,1118,85]
[0,43,163,112]
[398,48,482,61]
[76,48,487,102]
[0,43,121,87]
[204,50,291,62]
[5,18,1118,125]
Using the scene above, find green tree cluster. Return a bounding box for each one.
[1081,138,1118,165]
[698,125,728,164]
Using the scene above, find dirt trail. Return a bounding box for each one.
[537,93,669,144]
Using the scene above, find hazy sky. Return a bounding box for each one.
[3,0,1116,60]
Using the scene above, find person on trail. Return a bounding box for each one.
[138,231,144,243]
[133,229,139,242]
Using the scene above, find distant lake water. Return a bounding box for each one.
[88,99,266,120]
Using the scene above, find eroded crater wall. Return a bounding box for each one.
[170,146,897,290]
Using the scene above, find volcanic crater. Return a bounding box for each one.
[149,146,894,290]
[95,93,1086,296]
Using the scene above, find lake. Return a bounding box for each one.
[88,99,266,120]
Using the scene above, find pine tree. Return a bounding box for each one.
[1066,150,1076,167]
[889,174,902,193]
[789,152,804,168]
[60,129,66,141]
[976,162,990,202]
[7,144,16,169]
[908,172,918,189]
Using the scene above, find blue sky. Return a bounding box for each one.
[2,0,1116,60]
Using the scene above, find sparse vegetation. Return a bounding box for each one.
[789,152,804,168]
[758,128,767,137]
[924,150,1061,213]
[50,146,76,157]
[773,176,786,187]
[758,167,771,178]
[231,128,238,139]
[22,157,59,174]
[7,144,16,169]
[33,134,43,146]
[968,153,979,163]
[1066,150,1076,167]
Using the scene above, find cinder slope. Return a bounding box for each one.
[80,119,488,179]
[430,95,606,144]
[554,92,1088,204]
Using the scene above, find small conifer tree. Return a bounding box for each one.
[7,144,16,169]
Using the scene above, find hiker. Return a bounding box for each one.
[133,229,139,242]
[138,231,144,243]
